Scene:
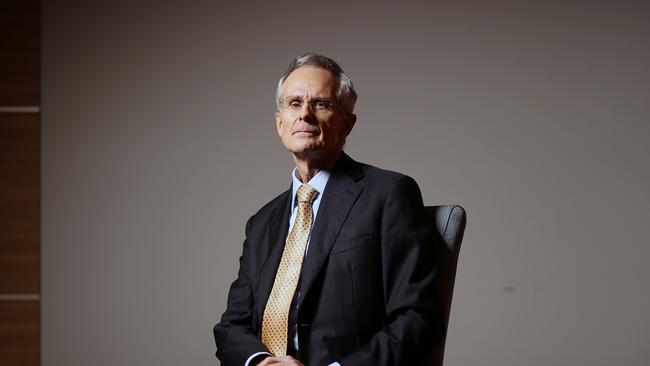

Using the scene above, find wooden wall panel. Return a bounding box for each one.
[0,1,40,106]
[1,1,41,365]
[0,301,39,366]
[0,113,40,293]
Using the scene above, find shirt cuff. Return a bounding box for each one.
[245,351,272,366]
[328,363,341,366]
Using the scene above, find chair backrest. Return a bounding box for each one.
[421,205,467,366]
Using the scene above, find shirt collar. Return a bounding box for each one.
[291,168,330,208]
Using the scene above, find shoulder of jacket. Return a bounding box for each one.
[356,161,416,188]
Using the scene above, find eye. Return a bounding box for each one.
[313,100,329,110]
[288,100,302,109]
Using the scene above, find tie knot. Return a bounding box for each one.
[296,184,318,203]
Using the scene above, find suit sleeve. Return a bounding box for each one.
[214,216,270,366]
[339,175,445,366]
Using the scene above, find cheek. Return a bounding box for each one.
[326,125,346,141]
[320,121,337,138]
[281,120,293,136]
[323,117,348,139]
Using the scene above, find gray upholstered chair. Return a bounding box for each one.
[421,205,467,366]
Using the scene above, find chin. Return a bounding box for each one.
[286,140,323,154]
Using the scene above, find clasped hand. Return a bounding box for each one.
[257,355,304,366]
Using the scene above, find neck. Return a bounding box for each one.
[293,150,341,183]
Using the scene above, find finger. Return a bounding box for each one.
[257,357,282,366]
[281,356,305,365]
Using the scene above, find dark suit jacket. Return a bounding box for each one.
[214,153,444,366]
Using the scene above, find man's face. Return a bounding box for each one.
[275,66,356,163]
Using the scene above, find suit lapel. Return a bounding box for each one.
[256,189,291,327]
[298,153,364,306]
[254,153,364,323]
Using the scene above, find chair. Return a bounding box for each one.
[421,205,467,366]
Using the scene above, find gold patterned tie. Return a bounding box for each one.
[261,183,318,356]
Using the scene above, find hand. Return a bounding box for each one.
[257,355,305,366]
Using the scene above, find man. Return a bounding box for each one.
[214,53,443,366]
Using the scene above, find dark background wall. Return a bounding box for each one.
[42,1,650,365]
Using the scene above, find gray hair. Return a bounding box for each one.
[275,53,358,115]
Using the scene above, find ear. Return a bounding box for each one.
[275,111,283,137]
[344,114,357,136]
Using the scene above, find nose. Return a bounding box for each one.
[299,102,315,123]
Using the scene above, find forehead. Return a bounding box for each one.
[282,66,339,98]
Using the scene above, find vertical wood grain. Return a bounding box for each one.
[0,113,40,294]
[1,1,41,365]
[0,301,39,366]
[0,0,40,106]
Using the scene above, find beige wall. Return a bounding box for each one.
[42,1,650,365]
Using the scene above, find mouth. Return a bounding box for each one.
[291,120,320,136]
[292,129,319,136]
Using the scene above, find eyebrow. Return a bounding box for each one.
[285,95,334,102]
